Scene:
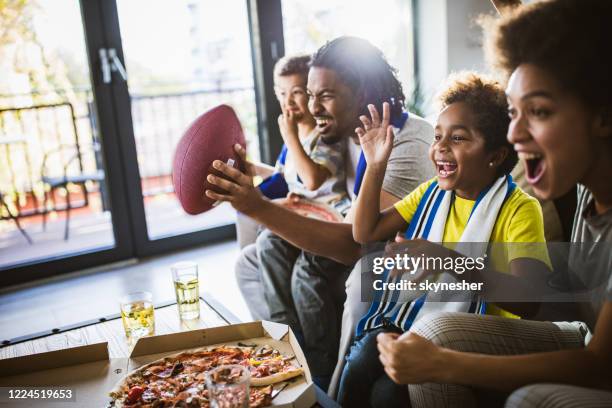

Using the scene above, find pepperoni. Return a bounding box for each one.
[126,386,144,404]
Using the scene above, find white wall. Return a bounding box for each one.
[416,0,448,112]
[415,0,496,116]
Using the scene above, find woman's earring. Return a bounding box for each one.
[489,162,494,167]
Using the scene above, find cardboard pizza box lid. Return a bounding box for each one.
[0,342,110,377]
[0,343,128,407]
[130,321,292,356]
[130,321,265,357]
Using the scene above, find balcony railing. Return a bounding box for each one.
[0,87,257,222]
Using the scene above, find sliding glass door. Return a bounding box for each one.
[114,0,258,243]
[0,0,133,281]
[0,0,269,285]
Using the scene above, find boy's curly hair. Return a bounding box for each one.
[310,36,406,124]
[437,71,516,176]
[483,0,612,111]
[273,54,311,78]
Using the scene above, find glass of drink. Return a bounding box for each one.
[120,291,155,340]
[171,261,200,320]
[205,365,250,408]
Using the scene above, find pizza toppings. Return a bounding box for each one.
[255,345,277,358]
[249,385,273,408]
[209,365,247,384]
[152,361,184,378]
[110,344,301,408]
[125,386,144,405]
[140,388,158,403]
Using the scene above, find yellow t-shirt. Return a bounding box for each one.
[394,177,550,317]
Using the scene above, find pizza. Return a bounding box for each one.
[278,199,343,222]
[109,344,303,407]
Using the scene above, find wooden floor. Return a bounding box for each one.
[0,239,253,344]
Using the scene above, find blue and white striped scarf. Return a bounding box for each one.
[355,174,516,336]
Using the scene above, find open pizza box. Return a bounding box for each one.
[0,321,316,407]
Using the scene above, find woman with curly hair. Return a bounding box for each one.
[376,1,612,407]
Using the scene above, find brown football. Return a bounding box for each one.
[172,104,246,214]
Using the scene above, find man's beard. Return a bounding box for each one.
[320,118,365,144]
[319,122,359,144]
[320,133,342,144]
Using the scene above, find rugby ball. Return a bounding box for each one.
[172,104,246,214]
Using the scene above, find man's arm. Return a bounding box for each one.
[245,199,359,265]
[206,145,364,264]
[254,187,404,264]
[208,144,406,264]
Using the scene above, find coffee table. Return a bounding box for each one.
[0,293,339,407]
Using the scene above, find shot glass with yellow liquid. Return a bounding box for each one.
[171,261,200,320]
[120,291,155,340]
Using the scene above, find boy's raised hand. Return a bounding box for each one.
[355,102,394,167]
[277,106,299,144]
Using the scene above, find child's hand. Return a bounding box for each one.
[355,102,394,167]
[278,107,299,144]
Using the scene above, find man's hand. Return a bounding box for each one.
[277,107,299,145]
[356,102,395,167]
[377,331,445,384]
[205,144,263,215]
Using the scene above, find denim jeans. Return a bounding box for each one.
[337,327,410,408]
[254,229,352,385]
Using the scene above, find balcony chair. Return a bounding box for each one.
[0,190,33,244]
[41,142,105,240]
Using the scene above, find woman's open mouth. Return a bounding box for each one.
[436,161,458,178]
[519,152,545,184]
